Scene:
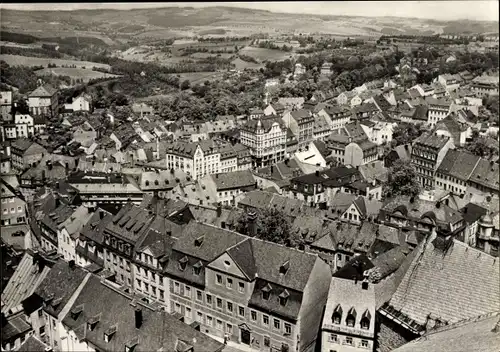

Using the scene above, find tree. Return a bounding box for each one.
[180,79,190,90]
[392,123,424,146]
[235,208,294,246]
[384,159,421,198]
[466,137,499,158]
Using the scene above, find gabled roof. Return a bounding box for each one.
[211,170,256,191]
[387,236,499,326]
[29,84,57,97]
[392,312,500,352]
[469,158,499,191]
[437,149,481,181]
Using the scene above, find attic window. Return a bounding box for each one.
[361,310,371,330]
[279,289,290,306]
[179,256,188,271]
[145,181,150,186]
[87,315,100,331]
[125,337,138,352]
[262,283,272,300]
[332,304,342,324]
[51,297,63,308]
[194,236,204,247]
[104,325,117,342]
[279,261,290,275]
[193,261,203,276]
[70,304,84,320]
[346,307,357,327]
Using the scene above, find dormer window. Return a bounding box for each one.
[279,261,290,275]
[361,310,371,330]
[104,325,117,342]
[193,261,202,276]
[346,307,357,327]
[279,289,289,306]
[70,304,84,320]
[179,256,188,271]
[87,315,100,331]
[332,304,342,324]
[194,236,204,247]
[262,283,272,301]
[125,337,138,352]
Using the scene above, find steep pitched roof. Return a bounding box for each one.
[61,275,224,352]
[392,312,500,352]
[28,84,57,97]
[437,149,481,181]
[387,237,499,326]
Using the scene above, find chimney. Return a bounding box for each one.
[247,211,258,237]
[221,221,226,229]
[315,170,319,177]
[135,307,143,329]
[99,210,104,219]
[69,260,75,268]
[216,203,222,217]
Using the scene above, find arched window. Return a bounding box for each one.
[332,304,342,324]
[145,180,149,186]
[154,180,159,186]
[346,307,357,327]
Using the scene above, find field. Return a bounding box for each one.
[231,57,264,71]
[0,54,111,69]
[35,67,120,82]
[177,71,226,84]
[238,46,295,62]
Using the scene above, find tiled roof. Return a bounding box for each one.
[58,205,94,238]
[28,84,57,97]
[61,275,224,352]
[469,158,499,191]
[80,208,114,245]
[437,149,480,181]
[387,236,499,326]
[413,132,451,150]
[211,170,256,191]
[35,260,89,318]
[392,312,500,352]
[2,251,53,314]
[460,203,488,225]
[15,336,49,352]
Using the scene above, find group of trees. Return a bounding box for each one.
[235,209,304,248]
[384,160,422,198]
[257,41,293,52]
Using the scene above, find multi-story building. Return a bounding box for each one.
[437,73,461,91]
[360,120,396,146]
[426,98,451,128]
[28,84,59,118]
[316,106,352,131]
[467,158,500,197]
[1,178,27,227]
[202,170,257,206]
[240,117,287,168]
[435,150,481,195]
[321,263,376,352]
[165,222,332,352]
[67,171,143,206]
[1,90,13,121]
[476,211,499,257]
[10,139,47,171]
[63,93,92,112]
[411,133,454,189]
[2,113,47,140]
[165,140,234,180]
[56,205,94,262]
[283,109,315,148]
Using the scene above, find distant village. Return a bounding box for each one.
[1,33,500,352]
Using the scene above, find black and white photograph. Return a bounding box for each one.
[0,1,499,352]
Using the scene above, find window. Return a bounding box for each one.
[263,315,269,326]
[361,340,369,348]
[227,301,233,312]
[196,290,203,301]
[174,282,180,294]
[175,303,181,313]
[273,319,280,330]
[264,337,270,347]
[217,298,223,309]
[226,278,233,289]
[207,315,213,326]
[216,274,223,285]
[251,310,257,321]
[361,317,370,330]
[285,323,291,335]
[329,334,337,342]
[226,323,233,334]
[206,294,212,306]
[185,307,192,319]
[238,282,245,293]
[345,337,353,346]
[216,319,223,331]
[346,316,355,327]
[39,325,46,336]
[196,311,203,322]
[185,286,191,298]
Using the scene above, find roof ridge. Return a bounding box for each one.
[421,311,500,338]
